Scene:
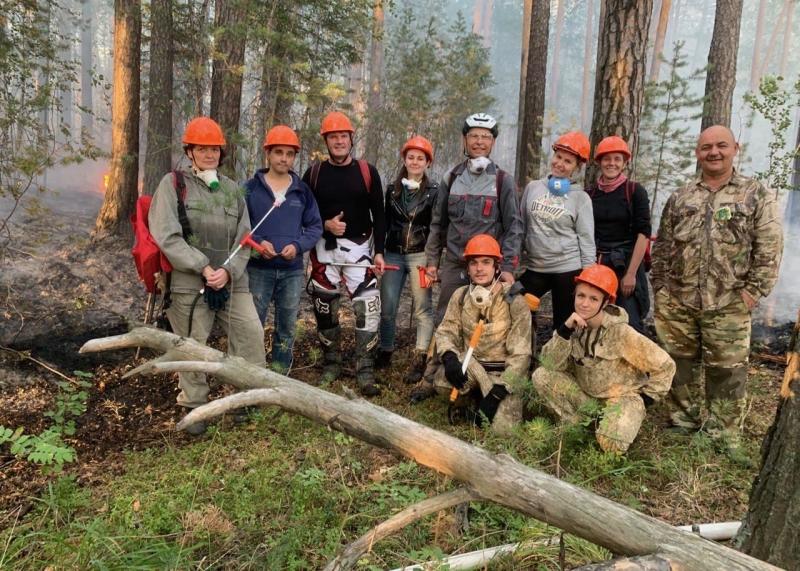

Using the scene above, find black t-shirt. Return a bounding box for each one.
[588,181,652,248]
[302,160,385,254]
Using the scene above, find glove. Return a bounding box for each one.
[204,287,230,311]
[642,394,655,408]
[442,351,467,390]
[475,384,509,427]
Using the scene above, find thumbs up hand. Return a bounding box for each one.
[325,211,347,236]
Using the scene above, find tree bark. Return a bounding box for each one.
[750,0,767,92]
[758,0,790,81]
[580,0,595,132]
[574,555,674,570]
[779,0,794,77]
[472,0,494,44]
[515,0,549,188]
[209,0,247,178]
[587,0,653,184]
[93,0,141,241]
[363,0,384,166]
[143,0,173,197]
[59,11,74,141]
[700,0,743,131]
[80,0,93,137]
[516,0,532,164]
[80,328,782,571]
[549,0,566,106]
[736,311,800,568]
[648,0,671,83]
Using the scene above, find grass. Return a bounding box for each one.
[0,348,778,570]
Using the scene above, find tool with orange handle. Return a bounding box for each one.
[524,293,540,311]
[450,319,485,402]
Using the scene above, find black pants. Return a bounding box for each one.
[519,269,581,331]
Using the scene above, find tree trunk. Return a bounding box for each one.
[587,0,653,184]
[363,0,384,165]
[516,0,532,167]
[700,0,743,131]
[93,0,141,241]
[143,0,173,197]
[758,0,790,80]
[648,0,671,83]
[346,60,365,157]
[736,312,800,568]
[80,0,93,137]
[549,0,566,106]
[580,0,595,132]
[59,11,74,141]
[750,0,767,92]
[209,0,247,178]
[515,0,550,188]
[779,0,794,77]
[80,327,782,571]
[472,0,493,43]
[189,0,211,117]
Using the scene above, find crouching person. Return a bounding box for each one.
[413,234,531,434]
[532,265,675,453]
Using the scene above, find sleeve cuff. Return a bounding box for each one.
[557,324,574,340]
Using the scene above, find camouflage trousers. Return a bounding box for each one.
[433,360,524,435]
[531,368,646,454]
[653,289,749,441]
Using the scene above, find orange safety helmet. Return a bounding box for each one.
[401,135,434,162]
[320,111,355,136]
[463,234,502,261]
[263,125,301,150]
[574,265,619,303]
[553,131,591,162]
[594,135,631,161]
[183,117,226,146]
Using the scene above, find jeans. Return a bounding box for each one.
[379,251,434,352]
[247,266,304,372]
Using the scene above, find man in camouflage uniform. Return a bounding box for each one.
[432,234,531,434]
[532,265,675,454]
[652,125,783,454]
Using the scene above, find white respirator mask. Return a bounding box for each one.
[196,168,220,190]
[469,279,497,309]
[467,156,491,175]
[401,178,420,191]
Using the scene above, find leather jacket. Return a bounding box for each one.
[384,180,439,254]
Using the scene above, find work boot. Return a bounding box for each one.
[403,351,428,385]
[319,326,342,384]
[184,420,207,436]
[409,379,436,403]
[375,350,393,370]
[356,329,381,397]
[231,406,256,425]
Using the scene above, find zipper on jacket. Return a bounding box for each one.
[404,200,422,253]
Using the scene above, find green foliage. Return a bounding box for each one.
[636,42,705,226]
[744,75,800,192]
[0,378,90,472]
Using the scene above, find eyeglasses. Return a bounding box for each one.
[466,133,494,142]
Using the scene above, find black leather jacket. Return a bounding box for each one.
[384,180,439,254]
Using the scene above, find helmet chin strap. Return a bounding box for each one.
[586,298,610,321]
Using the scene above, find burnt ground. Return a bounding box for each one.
[0,184,795,529]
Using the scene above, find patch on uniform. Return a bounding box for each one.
[714,206,732,221]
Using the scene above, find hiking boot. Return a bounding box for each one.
[319,326,342,384]
[355,329,379,392]
[231,406,256,425]
[360,382,382,397]
[409,379,436,404]
[403,352,428,385]
[375,350,393,370]
[321,363,341,385]
[184,420,207,436]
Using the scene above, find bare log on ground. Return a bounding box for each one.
[574,554,674,570]
[80,328,781,571]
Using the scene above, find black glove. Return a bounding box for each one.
[204,286,230,311]
[442,351,467,390]
[475,384,509,427]
[642,394,655,408]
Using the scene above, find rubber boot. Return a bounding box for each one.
[409,379,436,403]
[319,326,342,384]
[668,357,702,431]
[403,351,428,384]
[355,329,381,396]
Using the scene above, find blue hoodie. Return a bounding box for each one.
[244,169,323,271]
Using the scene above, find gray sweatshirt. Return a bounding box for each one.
[520,178,596,273]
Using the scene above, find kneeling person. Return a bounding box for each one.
[428,234,532,434]
[532,265,675,453]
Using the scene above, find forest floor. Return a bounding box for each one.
[0,186,794,569]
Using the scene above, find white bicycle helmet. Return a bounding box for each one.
[462,113,498,137]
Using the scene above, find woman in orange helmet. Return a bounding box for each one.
[587,136,652,333]
[519,131,596,335]
[375,136,440,383]
[148,117,266,435]
[532,265,675,454]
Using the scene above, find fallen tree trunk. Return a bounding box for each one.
[574,554,673,570]
[80,328,781,571]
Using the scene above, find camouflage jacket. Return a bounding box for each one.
[539,306,675,400]
[149,167,252,294]
[650,171,782,310]
[436,283,531,390]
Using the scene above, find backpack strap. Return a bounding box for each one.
[356,159,372,193]
[172,170,192,241]
[309,160,322,192]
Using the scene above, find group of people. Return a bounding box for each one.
[147,112,783,460]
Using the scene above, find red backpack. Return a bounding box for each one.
[130,171,190,293]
